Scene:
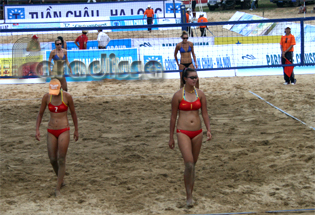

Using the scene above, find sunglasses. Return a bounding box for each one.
[182,37,188,39]
[56,43,62,45]
[188,76,198,80]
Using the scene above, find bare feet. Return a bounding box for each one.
[186,199,194,208]
[55,189,61,197]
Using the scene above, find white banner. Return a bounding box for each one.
[132,37,215,48]
[4,1,181,23]
[140,45,235,70]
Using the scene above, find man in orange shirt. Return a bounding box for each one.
[143,5,154,33]
[197,14,207,37]
[186,8,193,37]
[280,26,296,85]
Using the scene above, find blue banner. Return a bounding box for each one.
[110,15,158,32]
[45,48,140,81]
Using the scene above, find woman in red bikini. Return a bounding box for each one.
[35,79,79,196]
[168,68,211,207]
[174,31,199,89]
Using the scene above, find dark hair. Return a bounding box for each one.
[181,31,188,38]
[182,68,196,84]
[57,36,64,44]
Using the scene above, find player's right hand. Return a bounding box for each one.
[35,130,40,141]
[169,139,175,149]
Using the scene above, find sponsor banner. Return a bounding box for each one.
[0,57,13,76]
[132,37,214,48]
[248,22,275,36]
[230,13,255,34]
[239,15,264,36]
[52,39,132,50]
[140,45,235,70]
[235,42,315,75]
[11,22,61,29]
[110,15,158,32]
[0,24,12,30]
[0,53,44,77]
[214,35,281,45]
[223,11,245,30]
[4,1,181,24]
[157,13,181,28]
[60,21,111,29]
[44,48,139,80]
[304,25,315,42]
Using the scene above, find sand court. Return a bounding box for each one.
[0,74,314,214]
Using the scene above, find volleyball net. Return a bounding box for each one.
[0,9,314,80]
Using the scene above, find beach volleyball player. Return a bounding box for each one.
[35,79,79,196]
[48,39,72,91]
[174,31,199,89]
[169,68,212,207]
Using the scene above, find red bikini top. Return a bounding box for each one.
[178,87,201,111]
[48,89,68,113]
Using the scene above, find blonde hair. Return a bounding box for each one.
[181,31,188,38]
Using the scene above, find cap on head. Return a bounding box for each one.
[32,35,39,39]
[82,30,88,33]
[49,79,61,95]
[148,5,151,8]
[187,8,191,12]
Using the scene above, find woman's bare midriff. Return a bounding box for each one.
[48,112,69,129]
[177,111,201,131]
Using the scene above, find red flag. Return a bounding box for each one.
[284,58,294,77]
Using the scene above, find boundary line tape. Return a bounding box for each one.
[0,93,174,102]
[249,91,315,131]
[187,208,315,215]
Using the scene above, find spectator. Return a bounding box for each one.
[186,8,193,37]
[192,0,196,18]
[280,26,296,85]
[26,35,41,52]
[57,36,67,50]
[97,30,111,49]
[298,5,306,14]
[143,5,154,33]
[197,14,207,37]
[75,30,88,50]
[249,0,256,11]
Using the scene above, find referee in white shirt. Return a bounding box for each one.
[97,30,111,49]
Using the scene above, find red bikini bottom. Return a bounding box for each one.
[176,129,202,139]
[47,127,70,138]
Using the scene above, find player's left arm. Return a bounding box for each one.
[67,93,79,141]
[199,90,212,141]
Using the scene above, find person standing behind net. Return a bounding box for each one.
[249,0,256,10]
[280,26,296,85]
[143,5,154,33]
[57,36,67,50]
[48,39,72,92]
[75,30,88,50]
[174,31,198,89]
[36,79,79,197]
[186,8,193,37]
[197,14,207,37]
[169,68,212,207]
[97,30,111,49]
